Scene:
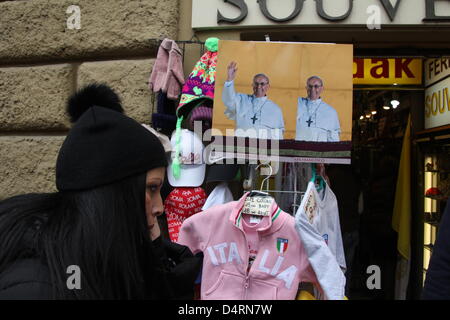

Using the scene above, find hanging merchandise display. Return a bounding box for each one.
[145,39,353,301]
[167,128,206,188]
[176,37,218,119]
[149,38,185,100]
[178,189,347,300]
[164,187,207,242]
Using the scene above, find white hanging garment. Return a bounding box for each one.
[202,182,234,210]
[294,181,347,300]
[298,181,347,272]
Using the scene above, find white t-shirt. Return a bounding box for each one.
[295,183,347,300]
[296,181,347,272]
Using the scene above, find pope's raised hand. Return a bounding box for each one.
[227,61,238,82]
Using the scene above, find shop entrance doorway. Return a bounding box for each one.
[346,89,423,299]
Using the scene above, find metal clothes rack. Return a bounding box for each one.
[148,35,206,62]
[243,163,306,214]
[260,190,305,214]
[243,161,329,214]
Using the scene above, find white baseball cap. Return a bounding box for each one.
[167,129,206,187]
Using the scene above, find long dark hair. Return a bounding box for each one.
[0,172,169,299]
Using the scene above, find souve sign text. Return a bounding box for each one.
[192,0,450,29]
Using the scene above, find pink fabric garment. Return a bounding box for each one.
[242,215,263,272]
[149,38,185,100]
[178,193,321,300]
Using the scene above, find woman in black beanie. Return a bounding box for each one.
[0,84,201,299]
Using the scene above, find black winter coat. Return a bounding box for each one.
[0,258,53,300]
[0,237,202,300]
[422,199,450,299]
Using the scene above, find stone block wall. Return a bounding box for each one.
[0,0,179,200]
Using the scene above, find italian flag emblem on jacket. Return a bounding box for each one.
[276,238,289,254]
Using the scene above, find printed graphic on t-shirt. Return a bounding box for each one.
[302,191,317,223]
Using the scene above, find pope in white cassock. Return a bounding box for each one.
[222,62,285,139]
[296,76,341,142]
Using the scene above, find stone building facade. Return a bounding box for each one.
[0,0,180,200]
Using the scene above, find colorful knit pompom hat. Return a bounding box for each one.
[176,37,219,118]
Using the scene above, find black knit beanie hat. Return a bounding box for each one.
[56,83,168,191]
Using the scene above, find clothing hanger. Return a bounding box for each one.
[310,163,325,193]
[247,163,273,198]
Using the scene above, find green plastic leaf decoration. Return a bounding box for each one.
[171,116,184,179]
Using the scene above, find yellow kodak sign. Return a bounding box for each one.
[353,58,422,85]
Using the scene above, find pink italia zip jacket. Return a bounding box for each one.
[178,193,321,300]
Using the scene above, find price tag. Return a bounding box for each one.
[242,196,273,217]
